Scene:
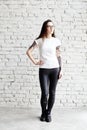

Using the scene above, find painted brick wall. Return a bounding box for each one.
[0,0,87,108]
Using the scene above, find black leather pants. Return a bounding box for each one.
[39,68,59,114]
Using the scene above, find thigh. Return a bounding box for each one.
[49,68,59,93]
[39,69,49,95]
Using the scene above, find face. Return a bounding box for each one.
[46,22,54,35]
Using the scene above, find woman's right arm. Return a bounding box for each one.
[26,41,44,65]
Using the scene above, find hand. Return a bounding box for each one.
[59,72,62,79]
[35,60,44,65]
[58,70,62,79]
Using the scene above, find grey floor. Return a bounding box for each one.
[0,107,87,130]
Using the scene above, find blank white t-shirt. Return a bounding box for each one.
[35,37,61,68]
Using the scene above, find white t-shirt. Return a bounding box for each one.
[35,37,61,68]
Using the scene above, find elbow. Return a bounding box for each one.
[26,50,28,55]
[26,50,28,56]
[26,50,31,58]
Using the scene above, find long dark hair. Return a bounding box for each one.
[36,19,55,39]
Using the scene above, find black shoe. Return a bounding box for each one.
[46,114,52,122]
[40,113,46,121]
[45,111,52,122]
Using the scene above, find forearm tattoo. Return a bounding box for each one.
[57,56,62,79]
[56,46,62,70]
[57,56,61,68]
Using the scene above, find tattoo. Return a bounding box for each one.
[56,46,62,69]
[29,41,37,49]
[56,46,60,50]
[57,56,61,68]
[57,56,62,79]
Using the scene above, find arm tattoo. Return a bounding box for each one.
[57,56,61,69]
[57,56,62,79]
[57,55,62,79]
[29,41,37,49]
[56,46,62,70]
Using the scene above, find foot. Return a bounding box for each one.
[40,113,46,121]
[45,111,52,122]
[46,114,52,122]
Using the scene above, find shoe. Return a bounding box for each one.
[45,110,52,122]
[40,113,46,121]
[46,114,52,122]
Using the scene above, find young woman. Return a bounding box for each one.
[26,19,62,122]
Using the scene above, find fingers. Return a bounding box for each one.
[59,73,62,79]
[39,60,44,65]
[58,73,62,80]
[36,60,44,65]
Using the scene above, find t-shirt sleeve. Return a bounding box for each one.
[34,39,38,45]
[56,38,61,47]
[34,38,41,46]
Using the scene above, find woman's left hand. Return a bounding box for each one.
[58,70,62,79]
[59,71,62,79]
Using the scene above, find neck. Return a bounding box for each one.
[46,34,52,38]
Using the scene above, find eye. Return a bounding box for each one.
[46,25,54,28]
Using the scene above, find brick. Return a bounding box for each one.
[0,0,87,108]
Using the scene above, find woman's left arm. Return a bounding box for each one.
[56,46,62,79]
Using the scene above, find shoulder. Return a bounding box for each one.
[34,38,42,45]
[53,37,61,42]
[52,37,61,46]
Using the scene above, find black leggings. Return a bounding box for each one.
[39,68,59,114]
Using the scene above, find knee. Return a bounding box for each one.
[41,93,48,101]
[49,90,55,98]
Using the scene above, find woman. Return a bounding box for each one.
[26,19,62,122]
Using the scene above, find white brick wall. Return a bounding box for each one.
[0,0,87,108]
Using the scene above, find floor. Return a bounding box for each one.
[0,107,87,130]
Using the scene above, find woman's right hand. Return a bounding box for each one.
[35,60,44,65]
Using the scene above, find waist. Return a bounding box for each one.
[39,60,59,68]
